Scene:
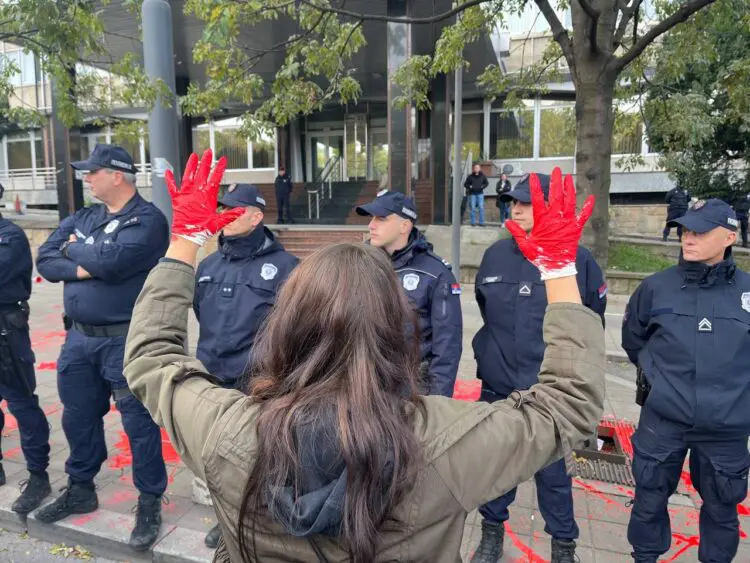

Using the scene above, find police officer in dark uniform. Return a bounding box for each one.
[274,166,294,224]
[733,192,749,247]
[471,171,607,563]
[35,144,170,551]
[624,199,750,563]
[0,183,53,515]
[663,185,690,241]
[194,183,298,548]
[355,190,462,396]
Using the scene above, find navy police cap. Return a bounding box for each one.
[668,198,738,234]
[71,143,136,174]
[219,183,266,210]
[499,173,551,203]
[355,190,418,222]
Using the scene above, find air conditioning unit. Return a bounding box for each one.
[493,161,524,176]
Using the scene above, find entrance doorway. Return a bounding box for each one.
[311,135,344,181]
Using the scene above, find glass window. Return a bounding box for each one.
[214,128,249,169]
[34,138,45,169]
[372,131,388,183]
[4,51,22,87]
[491,109,534,159]
[251,138,274,169]
[612,112,643,155]
[112,133,141,165]
[191,127,210,154]
[461,113,482,163]
[539,103,576,157]
[7,133,33,170]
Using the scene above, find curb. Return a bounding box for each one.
[606,350,629,363]
[0,484,214,563]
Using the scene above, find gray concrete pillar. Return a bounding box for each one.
[142,0,180,224]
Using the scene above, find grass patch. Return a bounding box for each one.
[608,242,674,273]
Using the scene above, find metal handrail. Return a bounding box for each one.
[307,154,341,219]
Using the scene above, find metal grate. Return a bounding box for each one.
[573,421,636,486]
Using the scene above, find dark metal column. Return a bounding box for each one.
[142,0,180,224]
[386,0,413,194]
[430,73,450,224]
[50,71,83,220]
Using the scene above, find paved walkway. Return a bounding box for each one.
[0,279,747,562]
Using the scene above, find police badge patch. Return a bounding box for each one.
[742,292,750,313]
[104,219,120,234]
[261,263,278,281]
[402,273,420,291]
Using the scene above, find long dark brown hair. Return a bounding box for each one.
[237,243,426,562]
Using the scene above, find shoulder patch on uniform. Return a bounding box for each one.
[123,216,140,226]
[598,283,608,299]
[85,236,95,245]
[451,283,462,295]
[198,276,212,283]
[402,273,420,291]
[260,263,278,281]
[741,292,750,313]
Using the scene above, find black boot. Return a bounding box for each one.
[205,523,222,548]
[12,472,52,514]
[129,494,162,552]
[551,539,577,563]
[35,480,98,523]
[470,520,505,562]
[0,463,6,486]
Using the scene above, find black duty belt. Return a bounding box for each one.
[71,320,130,338]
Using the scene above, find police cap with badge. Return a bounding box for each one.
[71,144,137,174]
[355,190,418,222]
[499,173,551,203]
[220,183,266,210]
[668,198,739,233]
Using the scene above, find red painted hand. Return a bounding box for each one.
[505,167,595,280]
[165,149,245,246]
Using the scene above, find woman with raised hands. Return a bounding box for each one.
[123,149,605,563]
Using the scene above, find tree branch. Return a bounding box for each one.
[578,0,601,20]
[534,0,574,65]
[614,0,717,71]
[297,0,491,24]
[614,0,644,48]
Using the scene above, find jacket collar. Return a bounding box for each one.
[679,254,736,287]
[391,227,429,269]
[219,225,278,260]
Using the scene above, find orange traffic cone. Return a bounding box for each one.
[14,194,23,215]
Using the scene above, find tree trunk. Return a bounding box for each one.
[574,65,616,270]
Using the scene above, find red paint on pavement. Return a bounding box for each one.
[71,514,94,526]
[504,524,548,563]
[453,379,481,402]
[4,446,22,458]
[30,330,66,352]
[108,490,137,505]
[36,361,57,370]
[109,432,133,470]
[737,503,750,516]
[109,429,182,470]
[574,478,618,505]
[663,532,700,562]
[35,276,43,284]
[680,471,697,495]
[168,466,180,484]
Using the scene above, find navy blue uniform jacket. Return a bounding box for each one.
[392,229,463,397]
[0,217,33,306]
[622,257,750,440]
[36,193,169,324]
[473,238,606,397]
[194,226,298,382]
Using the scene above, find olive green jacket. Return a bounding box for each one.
[124,261,605,562]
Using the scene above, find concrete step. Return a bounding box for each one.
[0,482,214,563]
